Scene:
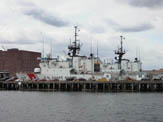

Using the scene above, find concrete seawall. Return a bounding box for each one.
[1,81,163,92]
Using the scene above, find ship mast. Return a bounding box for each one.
[115,35,126,70]
[68,26,81,57]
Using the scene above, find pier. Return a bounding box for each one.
[1,81,163,92]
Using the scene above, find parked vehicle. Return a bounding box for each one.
[152,75,163,81]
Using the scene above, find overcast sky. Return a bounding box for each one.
[0,0,163,70]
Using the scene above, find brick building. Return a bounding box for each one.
[0,48,41,76]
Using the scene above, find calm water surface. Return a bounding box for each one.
[0,91,163,122]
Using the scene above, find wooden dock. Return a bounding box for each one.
[1,81,163,92]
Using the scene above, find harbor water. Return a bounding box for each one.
[0,91,163,122]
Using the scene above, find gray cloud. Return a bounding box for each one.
[24,8,69,27]
[105,19,154,32]
[125,0,163,8]
[1,39,39,45]
[118,23,154,32]
[89,26,106,34]
[18,0,35,7]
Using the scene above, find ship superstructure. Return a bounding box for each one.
[16,26,145,82]
[102,36,142,74]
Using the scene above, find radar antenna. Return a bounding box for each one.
[114,35,126,69]
[68,26,81,57]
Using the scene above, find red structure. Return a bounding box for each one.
[0,48,41,76]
